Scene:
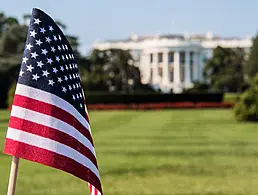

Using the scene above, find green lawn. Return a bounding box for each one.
[1,109,258,195]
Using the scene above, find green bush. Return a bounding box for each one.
[234,74,258,122]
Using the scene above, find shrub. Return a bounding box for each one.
[234,74,258,122]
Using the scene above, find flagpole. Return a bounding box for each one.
[7,156,20,195]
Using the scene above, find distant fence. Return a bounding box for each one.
[85,93,224,104]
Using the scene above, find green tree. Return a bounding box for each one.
[245,34,258,79]
[204,46,246,92]
[234,74,258,122]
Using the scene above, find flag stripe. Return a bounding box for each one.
[6,128,100,178]
[15,83,91,133]
[9,116,98,166]
[10,105,95,155]
[4,138,102,194]
[13,94,94,145]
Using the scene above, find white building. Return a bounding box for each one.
[92,32,252,93]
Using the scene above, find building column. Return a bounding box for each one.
[199,53,204,81]
[193,52,199,81]
[173,51,180,83]
[162,50,169,84]
[184,51,191,85]
[152,52,158,83]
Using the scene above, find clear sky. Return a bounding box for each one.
[1,0,258,54]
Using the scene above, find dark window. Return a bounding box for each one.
[150,54,153,63]
[158,53,163,63]
[169,52,174,63]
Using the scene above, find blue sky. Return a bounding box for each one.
[1,0,258,54]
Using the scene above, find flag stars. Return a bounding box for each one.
[19,70,24,77]
[26,65,34,72]
[49,26,54,32]
[35,39,43,46]
[37,61,44,68]
[31,52,39,59]
[72,95,76,100]
[26,43,33,50]
[42,70,50,77]
[22,57,28,64]
[48,80,55,86]
[58,45,61,51]
[52,67,58,74]
[64,75,68,81]
[45,37,52,43]
[66,55,69,60]
[30,30,37,38]
[32,74,40,81]
[53,35,58,41]
[65,45,68,50]
[57,77,63,83]
[41,49,48,55]
[40,27,46,34]
[62,55,65,60]
[58,35,62,40]
[68,85,72,91]
[65,65,69,70]
[60,66,64,71]
[80,104,83,108]
[34,18,41,25]
[56,56,60,62]
[47,58,53,64]
[51,46,56,53]
[62,87,67,93]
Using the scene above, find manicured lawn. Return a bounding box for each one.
[0,109,258,195]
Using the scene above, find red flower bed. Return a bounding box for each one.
[87,102,234,110]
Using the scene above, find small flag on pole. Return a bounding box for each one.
[4,8,103,195]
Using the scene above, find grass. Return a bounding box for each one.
[1,109,258,195]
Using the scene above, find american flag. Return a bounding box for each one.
[4,8,103,195]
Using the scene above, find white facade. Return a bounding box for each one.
[92,32,252,93]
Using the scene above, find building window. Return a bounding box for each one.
[158,66,162,77]
[180,65,185,82]
[150,54,153,63]
[190,51,194,82]
[180,52,185,64]
[169,66,174,82]
[169,52,174,63]
[158,53,163,63]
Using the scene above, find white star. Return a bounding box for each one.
[48,80,55,86]
[22,57,28,64]
[64,75,68,81]
[26,43,33,50]
[60,66,64,71]
[58,35,62,40]
[53,35,58,41]
[69,64,72,69]
[76,83,79,88]
[65,65,69,70]
[26,65,34,72]
[62,55,65,60]
[79,93,82,98]
[32,74,40,81]
[35,39,43,46]
[72,54,74,59]
[76,94,79,99]
[31,52,38,59]
[80,104,83,108]
[41,49,48,55]
[52,67,58,74]
[57,77,63,83]
[62,45,65,50]
[68,85,72,91]
[73,84,76,89]
[73,74,76,79]
[72,95,76,100]
[37,61,44,68]
[51,46,56,53]
[58,45,61,51]
[69,54,72,59]
[62,87,67,93]
[66,55,69,60]
[55,56,60,62]
[19,70,24,77]
[45,37,52,43]
[40,27,46,34]
[65,45,68,50]
[49,26,54,32]
[34,18,41,25]
[30,30,37,38]
[69,75,72,80]
[42,70,50,77]
[47,58,53,64]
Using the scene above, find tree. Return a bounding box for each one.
[245,34,258,79]
[204,46,246,92]
[234,74,258,122]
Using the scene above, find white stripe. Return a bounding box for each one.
[15,84,91,133]
[7,128,100,179]
[11,105,95,155]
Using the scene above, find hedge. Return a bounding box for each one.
[85,92,224,104]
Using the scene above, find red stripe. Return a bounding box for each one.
[8,116,98,167]
[4,139,103,194]
[13,94,94,145]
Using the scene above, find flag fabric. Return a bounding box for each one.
[4,8,103,195]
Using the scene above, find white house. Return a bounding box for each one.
[92,32,252,93]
